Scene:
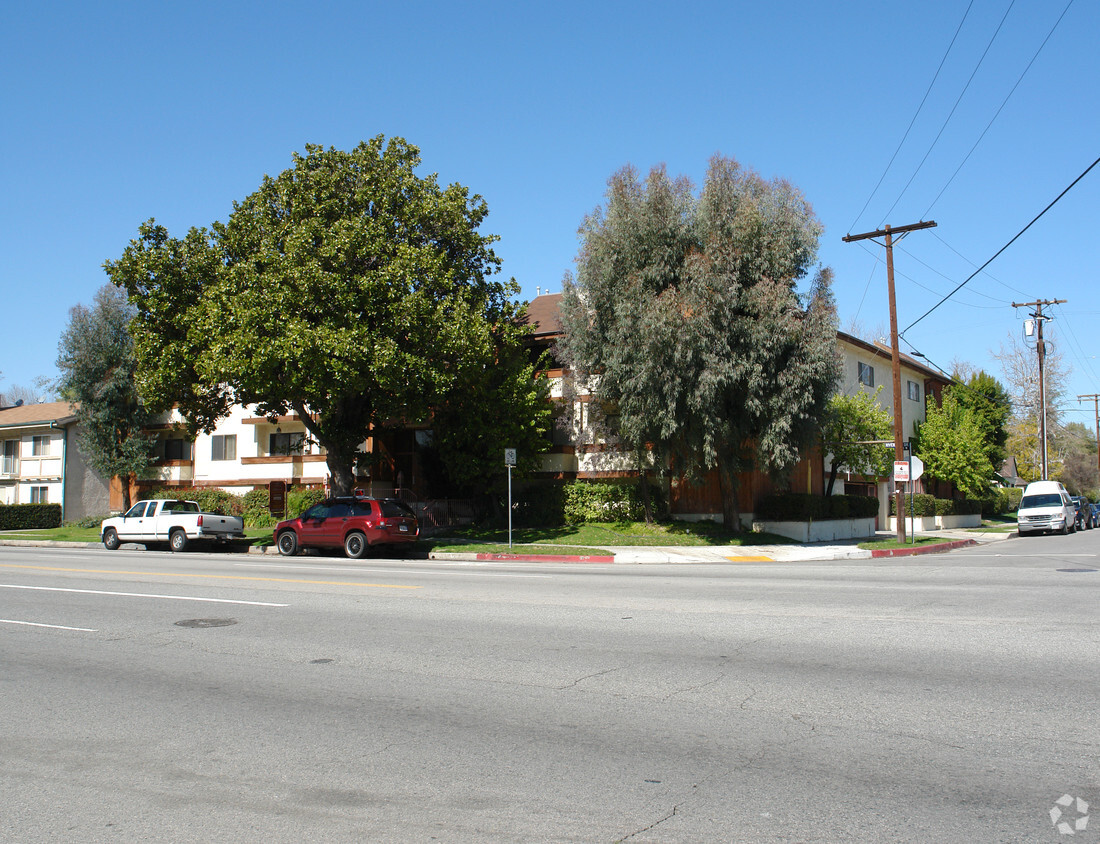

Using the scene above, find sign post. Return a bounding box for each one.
[504,449,517,549]
[907,455,924,544]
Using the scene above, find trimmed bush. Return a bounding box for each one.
[563,480,664,524]
[151,487,243,517]
[513,483,567,527]
[0,503,63,530]
[287,486,325,518]
[241,488,277,528]
[756,493,878,521]
[889,494,936,516]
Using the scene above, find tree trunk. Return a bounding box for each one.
[121,474,132,512]
[638,457,654,524]
[825,462,839,498]
[718,462,741,532]
[326,452,356,497]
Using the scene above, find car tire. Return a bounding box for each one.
[103,527,120,551]
[277,531,298,556]
[169,529,189,552]
[344,531,368,559]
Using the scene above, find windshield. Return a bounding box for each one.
[1020,494,1064,509]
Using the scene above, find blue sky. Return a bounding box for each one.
[3,0,1097,424]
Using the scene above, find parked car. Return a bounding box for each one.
[101,499,246,552]
[274,494,419,558]
[1016,481,1077,536]
[1071,496,1091,530]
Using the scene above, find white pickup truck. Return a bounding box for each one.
[101,499,246,552]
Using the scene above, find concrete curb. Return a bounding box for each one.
[869,537,978,558]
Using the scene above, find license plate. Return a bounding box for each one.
[399,524,408,532]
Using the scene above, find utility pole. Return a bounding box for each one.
[1013,299,1066,480]
[844,220,936,543]
[1078,393,1100,489]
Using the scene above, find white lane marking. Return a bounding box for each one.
[0,619,97,632]
[235,562,552,578]
[0,584,288,606]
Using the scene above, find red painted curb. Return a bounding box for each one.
[474,553,615,563]
[870,538,977,558]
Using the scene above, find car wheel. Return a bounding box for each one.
[169,529,189,552]
[103,527,120,551]
[277,531,298,556]
[344,531,368,559]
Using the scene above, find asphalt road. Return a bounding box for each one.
[2,533,1098,843]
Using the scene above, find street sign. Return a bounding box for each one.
[909,455,925,481]
[504,448,517,466]
[893,461,910,482]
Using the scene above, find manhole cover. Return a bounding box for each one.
[1057,569,1098,573]
[174,618,238,628]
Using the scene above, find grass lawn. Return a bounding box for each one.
[439,520,798,548]
[857,535,962,551]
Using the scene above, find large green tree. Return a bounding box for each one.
[951,369,1012,471]
[106,137,545,496]
[559,157,840,528]
[56,284,155,511]
[915,389,994,498]
[821,387,893,497]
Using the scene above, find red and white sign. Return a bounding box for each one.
[893,461,910,482]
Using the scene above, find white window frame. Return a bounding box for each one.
[32,435,50,456]
[907,380,920,402]
[30,486,48,503]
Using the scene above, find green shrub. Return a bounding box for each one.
[151,487,243,516]
[562,481,661,524]
[890,493,936,516]
[287,487,325,518]
[240,488,277,528]
[0,503,62,530]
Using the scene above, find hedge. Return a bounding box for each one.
[755,493,878,522]
[148,486,326,527]
[0,503,63,530]
[889,495,982,516]
[511,480,666,527]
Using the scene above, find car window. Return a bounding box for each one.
[1021,494,1065,509]
[303,503,330,520]
[328,503,352,518]
[351,502,376,517]
[381,500,415,518]
[125,502,149,518]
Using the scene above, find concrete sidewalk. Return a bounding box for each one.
[428,527,1014,564]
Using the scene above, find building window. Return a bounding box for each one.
[907,380,920,402]
[30,486,48,503]
[211,435,237,461]
[164,439,192,461]
[32,435,50,456]
[268,432,304,456]
[1,440,15,474]
[858,362,875,388]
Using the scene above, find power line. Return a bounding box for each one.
[847,0,976,232]
[921,0,1076,219]
[900,154,1100,337]
[880,0,1017,224]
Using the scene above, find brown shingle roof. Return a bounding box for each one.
[525,293,563,338]
[0,401,79,428]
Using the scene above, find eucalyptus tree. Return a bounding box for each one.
[560,156,840,528]
[56,284,154,511]
[106,137,544,496]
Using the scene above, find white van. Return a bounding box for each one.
[1016,481,1077,535]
